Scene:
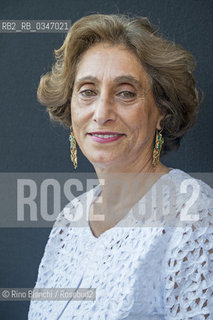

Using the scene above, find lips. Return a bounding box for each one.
[87,131,124,143]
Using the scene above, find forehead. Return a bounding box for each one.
[74,43,150,87]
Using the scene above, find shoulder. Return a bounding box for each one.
[161,169,213,319]
[167,168,212,191]
[165,168,213,217]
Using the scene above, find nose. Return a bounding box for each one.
[92,93,116,125]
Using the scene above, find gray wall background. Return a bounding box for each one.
[0,0,212,318]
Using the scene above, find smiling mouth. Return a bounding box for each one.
[90,133,122,138]
[87,132,124,143]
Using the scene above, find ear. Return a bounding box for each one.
[156,116,163,130]
[156,110,165,130]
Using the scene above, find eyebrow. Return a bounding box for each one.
[74,75,144,91]
[75,76,98,89]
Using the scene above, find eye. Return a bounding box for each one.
[80,89,96,97]
[118,91,136,99]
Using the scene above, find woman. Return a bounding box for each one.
[28,14,213,319]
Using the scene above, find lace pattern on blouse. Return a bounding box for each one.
[28,169,213,320]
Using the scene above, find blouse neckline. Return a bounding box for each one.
[85,168,178,241]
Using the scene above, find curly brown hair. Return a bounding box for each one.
[37,14,202,155]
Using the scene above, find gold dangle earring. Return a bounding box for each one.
[69,126,78,169]
[152,129,164,168]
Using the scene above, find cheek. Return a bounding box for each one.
[70,98,83,127]
[71,96,92,127]
[123,106,149,130]
[123,104,158,140]
[71,108,81,126]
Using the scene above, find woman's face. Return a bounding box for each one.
[71,43,163,170]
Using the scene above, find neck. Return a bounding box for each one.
[91,157,170,228]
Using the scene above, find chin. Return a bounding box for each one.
[89,156,119,169]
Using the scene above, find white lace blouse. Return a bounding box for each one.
[28,169,213,319]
